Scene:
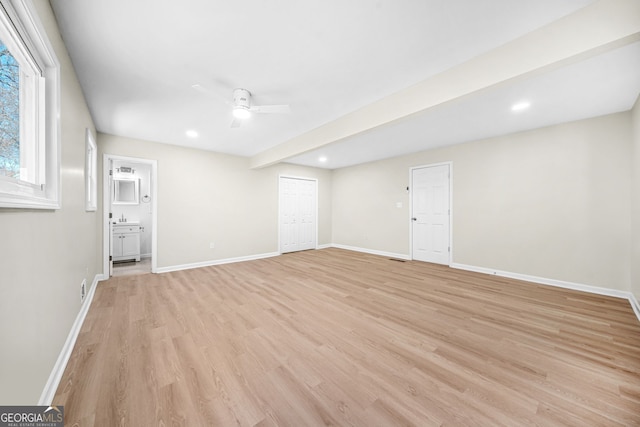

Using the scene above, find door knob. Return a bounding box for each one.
[411,217,417,221]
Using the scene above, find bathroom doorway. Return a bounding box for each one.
[103,154,158,277]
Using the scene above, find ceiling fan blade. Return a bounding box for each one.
[249,104,291,114]
[191,83,210,94]
[191,83,231,105]
[230,117,242,128]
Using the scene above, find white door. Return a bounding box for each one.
[411,164,451,264]
[280,177,317,253]
[108,159,114,276]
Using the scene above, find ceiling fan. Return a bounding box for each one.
[192,84,290,128]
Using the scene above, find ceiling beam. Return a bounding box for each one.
[249,0,640,169]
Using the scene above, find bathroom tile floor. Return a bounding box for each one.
[112,257,151,277]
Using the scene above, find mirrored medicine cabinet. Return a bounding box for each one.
[113,178,139,205]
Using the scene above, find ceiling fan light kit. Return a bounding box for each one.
[233,106,251,119]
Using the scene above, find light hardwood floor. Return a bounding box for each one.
[54,248,640,426]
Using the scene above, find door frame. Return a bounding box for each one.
[278,175,318,254]
[102,154,158,276]
[409,161,453,265]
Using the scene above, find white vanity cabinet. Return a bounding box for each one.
[113,224,141,262]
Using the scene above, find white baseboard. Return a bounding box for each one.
[39,273,103,405]
[330,243,411,261]
[629,292,640,322]
[317,243,332,250]
[155,251,280,274]
[451,262,640,323]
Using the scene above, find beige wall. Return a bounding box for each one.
[333,112,632,292]
[0,1,99,404]
[631,95,640,301]
[98,134,332,270]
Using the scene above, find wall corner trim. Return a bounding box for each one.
[451,263,640,324]
[38,273,104,405]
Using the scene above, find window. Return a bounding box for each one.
[0,0,60,209]
[85,129,97,211]
[0,39,20,180]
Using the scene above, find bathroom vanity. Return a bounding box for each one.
[112,223,141,262]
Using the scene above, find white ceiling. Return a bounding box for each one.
[49,0,640,169]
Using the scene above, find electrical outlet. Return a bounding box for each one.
[209,242,215,249]
[80,279,87,303]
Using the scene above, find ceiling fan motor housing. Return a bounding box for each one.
[233,88,251,110]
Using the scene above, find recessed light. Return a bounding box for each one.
[318,156,328,163]
[186,130,198,138]
[511,101,531,112]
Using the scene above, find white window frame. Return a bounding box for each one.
[85,129,97,211]
[0,0,60,209]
